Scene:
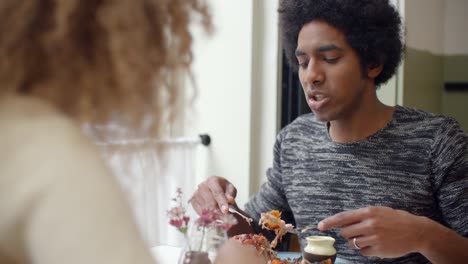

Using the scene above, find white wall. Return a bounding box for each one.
[441,0,468,131]
[249,0,280,196]
[188,0,279,207]
[443,0,468,55]
[377,0,403,106]
[404,0,445,54]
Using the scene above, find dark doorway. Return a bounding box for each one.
[280,52,311,129]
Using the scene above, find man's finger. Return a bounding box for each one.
[339,220,370,239]
[209,183,230,213]
[191,198,203,215]
[319,208,367,230]
[352,235,380,257]
[225,183,237,202]
[197,185,220,210]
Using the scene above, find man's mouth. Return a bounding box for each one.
[312,94,324,101]
[306,91,331,111]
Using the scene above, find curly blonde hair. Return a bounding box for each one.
[0,0,211,139]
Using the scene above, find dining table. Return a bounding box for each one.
[151,245,181,263]
[150,245,351,263]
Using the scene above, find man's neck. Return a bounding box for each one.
[328,98,395,143]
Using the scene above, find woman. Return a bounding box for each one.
[0,0,210,263]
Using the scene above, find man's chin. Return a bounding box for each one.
[312,110,333,122]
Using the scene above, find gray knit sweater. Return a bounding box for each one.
[245,105,468,264]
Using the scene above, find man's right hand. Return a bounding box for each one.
[190,176,237,215]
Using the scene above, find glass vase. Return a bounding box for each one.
[178,223,227,264]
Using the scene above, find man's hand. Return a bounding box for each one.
[318,206,428,258]
[190,176,237,215]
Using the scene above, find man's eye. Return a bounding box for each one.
[324,57,339,63]
[298,61,308,68]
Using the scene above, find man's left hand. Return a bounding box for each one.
[318,206,429,258]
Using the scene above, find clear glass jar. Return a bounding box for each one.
[178,222,227,264]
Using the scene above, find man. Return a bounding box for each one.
[191,1,468,263]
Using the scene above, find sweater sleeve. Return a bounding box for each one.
[244,130,295,249]
[431,117,468,237]
[0,114,156,264]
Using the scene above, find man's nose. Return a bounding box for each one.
[304,61,324,86]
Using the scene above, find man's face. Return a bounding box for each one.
[295,20,371,122]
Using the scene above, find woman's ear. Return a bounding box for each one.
[367,63,383,79]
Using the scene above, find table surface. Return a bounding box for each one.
[151,245,350,263]
[151,245,181,263]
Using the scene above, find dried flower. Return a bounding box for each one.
[196,208,218,227]
[167,188,238,252]
[167,188,190,234]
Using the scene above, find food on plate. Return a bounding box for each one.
[270,255,331,264]
[232,233,277,260]
[270,256,303,264]
[229,233,304,263]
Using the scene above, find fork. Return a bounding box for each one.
[228,205,253,225]
[287,225,318,235]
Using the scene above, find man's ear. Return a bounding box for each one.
[367,63,383,79]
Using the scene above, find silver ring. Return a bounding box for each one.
[353,237,361,250]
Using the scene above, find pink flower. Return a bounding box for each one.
[168,206,185,218]
[196,208,218,227]
[167,189,190,234]
[170,219,184,228]
[167,188,238,244]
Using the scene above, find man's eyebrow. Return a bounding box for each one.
[316,44,342,52]
[295,44,343,56]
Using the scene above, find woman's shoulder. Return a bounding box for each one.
[0,95,84,147]
[0,94,69,126]
[0,95,100,177]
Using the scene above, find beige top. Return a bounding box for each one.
[0,96,155,264]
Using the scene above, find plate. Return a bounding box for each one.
[277,252,301,260]
[277,252,349,264]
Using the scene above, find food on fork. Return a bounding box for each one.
[232,210,301,263]
[259,210,294,248]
